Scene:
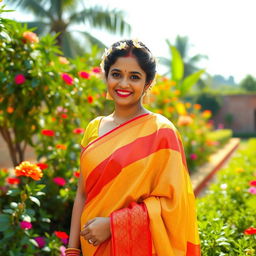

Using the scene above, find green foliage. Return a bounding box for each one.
[207,129,232,147]
[239,75,256,92]
[197,139,256,255]
[8,0,131,57]
[195,92,222,116]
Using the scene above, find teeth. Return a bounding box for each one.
[117,91,131,95]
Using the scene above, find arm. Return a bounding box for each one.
[67,170,86,249]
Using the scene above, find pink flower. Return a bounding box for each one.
[92,67,101,73]
[59,245,66,256]
[248,187,256,194]
[15,74,26,85]
[73,128,84,134]
[34,237,46,248]
[53,177,66,186]
[20,221,32,230]
[190,153,197,160]
[220,184,227,190]
[61,73,73,85]
[249,180,256,186]
[78,71,90,79]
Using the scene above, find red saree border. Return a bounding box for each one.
[187,241,201,256]
[110,202,152,256]
[80,113,150,154]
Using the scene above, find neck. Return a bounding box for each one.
[112,103,146,121]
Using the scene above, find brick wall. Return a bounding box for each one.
[213,94,256,133]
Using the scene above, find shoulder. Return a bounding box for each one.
[152,113,178,132]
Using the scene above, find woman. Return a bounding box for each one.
[65,39,201,256]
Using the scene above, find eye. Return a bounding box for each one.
[131,75,140,80]
[111,72,120,78]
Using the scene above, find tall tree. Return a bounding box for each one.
[159,36,207,78]
[240,75,256,91]
[9,0,131,57]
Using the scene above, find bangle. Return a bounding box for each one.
[65,248,81,256]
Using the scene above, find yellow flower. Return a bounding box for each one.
[235,186,241,191]
[116,42,127,50]
[132,38,142,48]
[202,110,212,118]
[176,102,186,115]
[235,168,244,173]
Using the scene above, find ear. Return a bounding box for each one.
[144,80,153,91]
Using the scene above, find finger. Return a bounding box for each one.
[80,229,90,236]
[84,218,96,228]
[83,233,92,240]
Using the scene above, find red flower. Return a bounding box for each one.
[74,171,80,178]
[36,163,48,170]
[92,67,101,73]
[61,73,73,85]
[61,113,68,119]
[6,177,20,185]
[73,128,84,134]
[55,231,69,239]
[15,74,26,85]
[249,180,256,186]
[41,129,55,136]
[244,227,256,235]
[53,177,66,186]
[78,71,90,79]
[87,96,94,104]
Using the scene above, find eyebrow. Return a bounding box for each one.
[110,68,142,76]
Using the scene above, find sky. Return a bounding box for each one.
[3,0,256,83]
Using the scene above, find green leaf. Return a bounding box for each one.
[29,196,40,206]
[0,214,11,231]
[180,69,204,96]
[170,45,184,81]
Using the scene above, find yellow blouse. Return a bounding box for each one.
[80,116,103,147]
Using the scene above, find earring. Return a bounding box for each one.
[106,91,113,100]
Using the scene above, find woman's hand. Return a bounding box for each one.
[80,217,111,246]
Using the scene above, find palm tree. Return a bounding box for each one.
[9,0,131,57]
[159,36,207,78]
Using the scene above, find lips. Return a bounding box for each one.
[115,89,133,98]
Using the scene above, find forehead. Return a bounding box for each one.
[110,56,145,74]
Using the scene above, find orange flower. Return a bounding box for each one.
[163,98,171,103]
[15,161,43,181]
[56,144,67,150]
[22,31,39,43]
[202,110,212,118]
[177,115,193,126]
[185,102,191,108]
[194,104,202,110]
[7,107,14,114]
[174,90,180,96]
[58,56,69,64]
[155,109,163,114]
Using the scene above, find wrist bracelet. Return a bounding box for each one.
[65,247,81,255]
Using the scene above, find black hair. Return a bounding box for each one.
[102,39,156,84]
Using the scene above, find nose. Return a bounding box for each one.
[119,77,129,88]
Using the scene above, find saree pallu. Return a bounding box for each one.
[80,113,201,256]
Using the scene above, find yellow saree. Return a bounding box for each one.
[80,113,200,256]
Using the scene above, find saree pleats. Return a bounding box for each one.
[80,113,200,256]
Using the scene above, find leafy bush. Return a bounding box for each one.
[197,139,256,255]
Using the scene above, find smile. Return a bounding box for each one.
[115,90,133,98]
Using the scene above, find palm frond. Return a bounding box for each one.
[69,6,131,35]
[76,30,106,49]
[20,21,50,35]
[8,0,54,21]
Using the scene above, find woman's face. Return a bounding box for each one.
[106,56,148,107]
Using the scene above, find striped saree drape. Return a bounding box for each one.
[80,113,201,256]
